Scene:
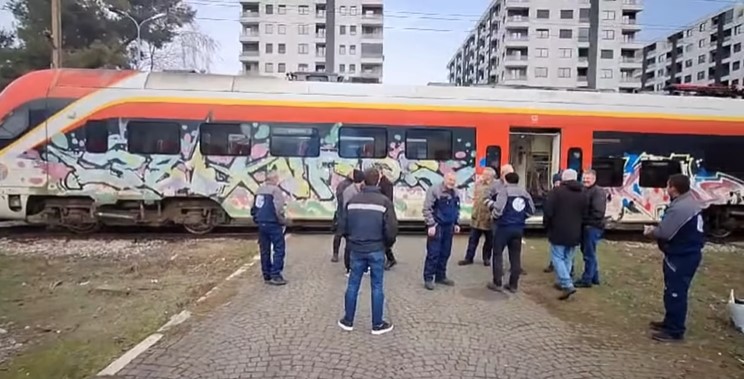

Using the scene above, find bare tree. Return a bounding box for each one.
[144,23,220,73]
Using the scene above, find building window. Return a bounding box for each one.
[685,44,693,52]
[278,43,286,54]
[350,6,357,16]
[298,43,309,54]
[579,8,590,21]
[84,120,109,153]
[265,63,273,73]
[559,29,572,39]
[560,10,573,19]
[639,160,682,188]
[265,23,273,34]
[265,4,273,14]
[600,49,614,59]
[601,29,615,39]
[405,129,453,160]
[536,9,549,19]
[298,5,309,15]
[592,157,624,187]
[685,29,693,37]
[567,148,583,175]
[269,126,321,157]
[199,123,251,156]
[697,71,705,80]
[601,69,613,78]
[536,29,549,38]
[278,24,286,34]
[265,43,273,54]
[349,64,356,73]
[699,22,706,31]
[298,24,309,34]
[559,48,572,58]
[127,121,180,155]
[339,45,346,55]
[734,43,742,53]
[340,6,347,15]
[698,39,706,48]
[298,63,309,72]
[698,54,706,63]
[340,25,346,35]
[734,61,741,71]
[535,67,548,77]
[339,64,345,72]
[278,63,286,73]
[278,5,286,14]
[685,59,692,68]
[338,127,387,158]
[349,45,356,55]
[536,48,548,57]
[735,25,742,35]
[684,75,692,83]
[602,10,615,20]
[558,67,571,78]
[350,25,357,35]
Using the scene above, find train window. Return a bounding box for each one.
[127,121,181,155]
[485,145,501,176]
[405,129,453,160]
[567,147,583,176]
[269,126,320,157]
[199,123,251,156]
[84,120,109,153]
[639,160,682,188]
[592,157,624,187]
[338,126,387,158]
[0,110,28,139]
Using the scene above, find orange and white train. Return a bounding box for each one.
[0,69,743,236]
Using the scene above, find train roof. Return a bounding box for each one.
[7,69,744,121]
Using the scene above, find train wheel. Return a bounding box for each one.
[183,222,215,235]
[64,222,101,234]
[708,226,733,239]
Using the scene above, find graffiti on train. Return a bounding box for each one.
[606,152,744,222]
[2,120,477,221]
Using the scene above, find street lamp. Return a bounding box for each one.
[109,8,167,70]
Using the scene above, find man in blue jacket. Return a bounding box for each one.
[486,172,534,293]
[337,167,397,335]
[644,173,705,342]
[422,172,461,290]
[251,170,288,286]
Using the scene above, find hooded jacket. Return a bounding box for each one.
[543,180,586,246]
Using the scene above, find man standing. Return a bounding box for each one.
[544,171,562,273]
[576,169,607,288]
[458,167,496,266]
[543,169,586,300]
[487,172,534,293]
[331,169,356,263]
[644,174,705,342]
[340,170,366,276]
[337,168,397,335]
[251,170,288,286]
[422,172,461,290]
[377,170,398,270]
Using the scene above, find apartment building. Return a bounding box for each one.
[642,4,744,91]
[446,0,644,92]
[239,0,384,82]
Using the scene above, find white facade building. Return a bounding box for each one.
[239,0,384,82]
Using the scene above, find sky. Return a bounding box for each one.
[0,0,739,84]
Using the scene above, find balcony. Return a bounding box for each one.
[506,15,529,24]
[240,11,260,22]
[620,56,643,68]
[503,74,528,82]
[622,0,643,11]
[505,0,530,8]
[239,30,259,42]
[239,50,260,61]
[622,17,641,30]
[504,35,529,46]
[619,76,641,87]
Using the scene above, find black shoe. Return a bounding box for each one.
[458,260,474,266]
[269,277,287,286]
[424,281,435,290]
[371,321,394,335]
[435,278,455,286]
[520,269,527,276]
[558,288,577,300]
[574,281,592,288]
[384,259,397,270]
[487,282,503,292]
[263,277,271,284]
[651,331,684,343]
[543,266,554,273]
[649,321,667,332]
[331,254,339,263]
[337,318,353,332]
[483,260,491,267]
[504,285,518,293]
[592,280,601,286]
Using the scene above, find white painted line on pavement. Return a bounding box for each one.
[97,334,163,376]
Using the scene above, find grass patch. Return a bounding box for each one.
[520,238,744,377]
[0,239,255,379]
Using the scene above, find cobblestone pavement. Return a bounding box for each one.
[113,234,682,379]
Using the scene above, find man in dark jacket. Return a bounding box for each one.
[337,167,397,335]
[251,170,288,286]
[644,174,705,342]
[544,171,562,273]
[543,169,586,300]
[377,172,398,270]
[576,169,607,288]
[332,169,364,264]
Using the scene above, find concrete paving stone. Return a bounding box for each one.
[112,235,685,379]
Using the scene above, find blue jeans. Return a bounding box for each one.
[580,226,603,285]
[344,250,386,327]
[550,244,577,290]
[257,223,286,280]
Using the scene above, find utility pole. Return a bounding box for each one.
[51,0,62,68]
[109,8,167,70]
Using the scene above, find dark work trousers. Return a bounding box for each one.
[423,225,455,282]
[491,226,524,289]
[464,227,493,263]
[333,234,344,257]
[662,252,702,337]
[344,242,352,272]
[257,223,286,280]
[385,244,396,263]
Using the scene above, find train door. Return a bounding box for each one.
[508,127,561,214]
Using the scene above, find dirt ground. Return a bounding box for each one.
[0,236,255,379]
[519,237,744,378]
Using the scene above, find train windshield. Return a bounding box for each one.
[0,109,25,139]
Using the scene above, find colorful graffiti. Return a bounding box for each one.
[0,120,477,222]
[605,152,744,222]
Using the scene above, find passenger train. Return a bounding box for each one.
[1,69,743,236]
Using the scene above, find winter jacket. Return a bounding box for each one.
[251,183,287,225]
[653,192,705,257]
[492,183,535,229]
[423,183,461,227]
[379,175,394,202]
[543,180,586,247]
[470,181,494,230]
[583,184,608,229]
[339,186,398,253]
